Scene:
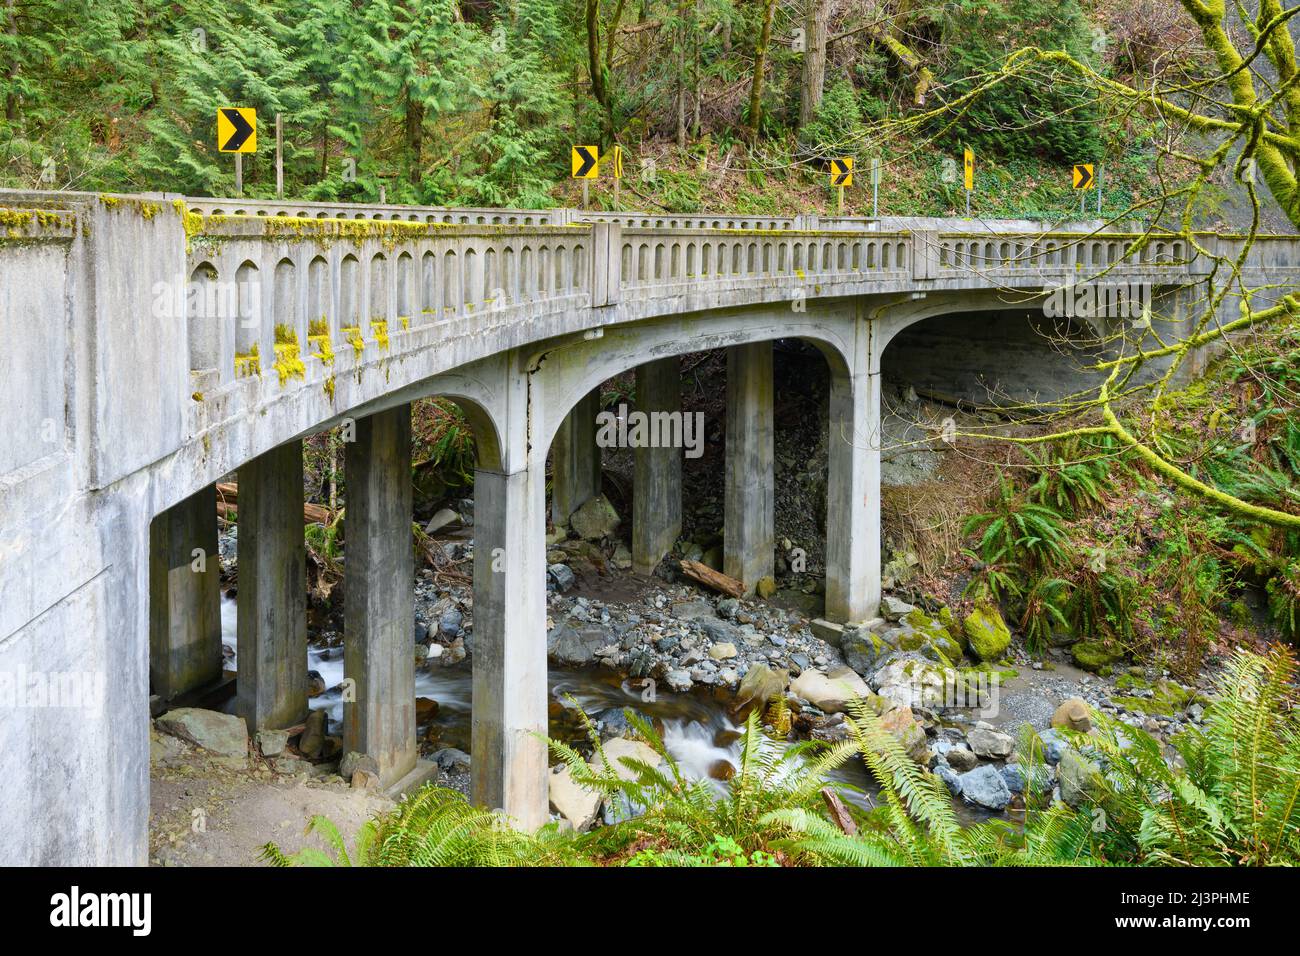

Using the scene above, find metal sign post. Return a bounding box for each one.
[275,113,284,199]
[871,156,881,217]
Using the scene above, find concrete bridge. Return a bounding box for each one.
[2,188,1295,864]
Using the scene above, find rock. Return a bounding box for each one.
[306,670,328,697]
[968,726,1015,760]
[880,595,916,622]
[1051,697,1093,733]
[935,764,963,796]
[1001,761,1053,795]
[570,495,620,540]
[1037,728,1072,765]
[664,668,693,693]
[593,737,662,780]
[872,653,958,711]
[299,709,327,759]
[415,697,440,721]
[340,751,380,780]
[708,760,736,781]
[1058,750,1105,808]
[438,607,464,636]
[548,563,576,591]
[755,576,777,598]
[434,748,471,772]
[945,746,978,772]
[963,601,1011,661]
[708,642,738,661]
[612,543,633,570]
[878,705,930,763]
[156,708,248,757]
[351,768,380,790]
[958,764,1013,810]
[809,618,844,646]
[842,626,892,676]
[673,599,715,621]
[790,666,871,714]
[698,617,741,644]
[547,621,607,666]
[549,765,601,831]
[731,663,789,717]
[1072,639,1124,673]
[425,507,461,534]
[255,729,289,758]
[272,756,309,776]
[150,730,187,767]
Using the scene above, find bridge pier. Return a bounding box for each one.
[824,317,882,623]
[550,388,602,527]
[724,341,775,591]
[633,357,683,575]
[236,440,309,732]
[343,405,417,787]
[470,462,549,828]
[148,485,223,700]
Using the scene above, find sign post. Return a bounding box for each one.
[871,156,881,218]
[572,145,599,209]
[963,146,974,217]
[275,112,284,199]
[830,157,853,214]
[217,107,257,197]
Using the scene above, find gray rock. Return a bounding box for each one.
[157,708,248,757]
[434,748,472,772]
[438,607,464,636]
[1000,761,1054,795]
[842,626,891,676]
[945,746,978,772]
[547,622,607,666]
[1038,728,1072,765]
[548,563,576,591]
[340,751,380,779]
[570,495,620,540]
[969,726,1015,760]
[698,617,742,644]
[957,764,1013,810]
[1058,750,1105,808]
[935,764,963,797]
[255,729,289,758]
[880,595,916,622]
[664,668,693,693]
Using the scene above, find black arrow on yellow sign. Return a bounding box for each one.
[830,157,853,187]
[1072,163,1095,190]
[218,108,257,153]
[571,145,599,179]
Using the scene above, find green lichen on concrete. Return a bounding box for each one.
[172,200,205,249]
[323,375,336,402]
[0,206,74,238]
[963,601,1011,661]
[370,318,390,351]
[341,325,365,359]
[398,315,411,330]
[234,341,261,378]
[272,325,306,386]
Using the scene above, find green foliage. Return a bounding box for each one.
[937,0,1102,162]
[412,398,477,487]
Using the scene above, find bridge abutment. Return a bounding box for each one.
[632,357,683,575]
[235,441,309,733]
[724,341,775,591]
[343,405,418,787]
[148,486,223,700]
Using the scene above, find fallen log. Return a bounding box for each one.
[680,559,745,598]
[216,482,330,524]
[821,787,858,836]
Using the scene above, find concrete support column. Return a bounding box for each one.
[236,440,308,732]
[633,357,683,575]
[825,315,882,623]
[550,387,602,526]
[149,485,223,700]
[470,462,549,828]
[343,405,416,787]
[724,341,775,591]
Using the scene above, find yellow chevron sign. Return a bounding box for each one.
[830,157,853,187]
[217,107,257,153]
[1073,164,1095,190]
[571,145,599,179]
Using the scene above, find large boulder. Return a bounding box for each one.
[156,708,248,757]
[1051,697,1093,732]
[968,725,1015,760]
[593,737,664,780]
[570,495,620,540]
[878,705,931,763]
[871,653,958,711]
[549,765,602,831]
[957,764,1013,810]
[1072,639,1124,674]
[842,626,892,676]
[730,663,789,717]
[790,666,871,714]
[963,602,1011,661]
[1058,750,1106,808]
[547,621,607,666]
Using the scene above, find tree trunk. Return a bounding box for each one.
[405,91,424,186]
[745,0,779,144]
[799,0,830,128]
[676,0,688,147]
[4,0,19,122]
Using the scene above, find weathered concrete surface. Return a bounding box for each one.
[724,341,775,591]
[632,357,683,575]
[551,389,602,526]
[343,406,417,787]
[149,485,223,700]
[470,464,549,829]
[236,441,308,733]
